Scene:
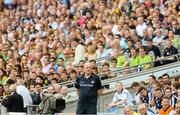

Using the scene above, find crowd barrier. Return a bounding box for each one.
[25,61,180,114]
[0,53,180,114]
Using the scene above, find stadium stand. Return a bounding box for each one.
[0,0,180,114]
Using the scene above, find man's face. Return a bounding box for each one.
[172,21,177,28]
[156,90,162,98]
[162,75,169,84]
[165,89,172,98]
[130,49,137,57]
[124,107,133,115]
[138,106,147,115]
[140,89,147,97]
[132,86,139,92]
[166,40,172,48]
[35,85,41,92]
[139,49,145,57]
[162,99,170,109]
[61,72,67,81]
[48,86,55,94]
[58,59,64,66]
[116,83,123,92]
[175,103,180,114]
[148,77,154,85]
[21,56,28,64]
[147,41,153,48]
[84,63,92,75]
[70,72,76,80]
[103,65,109,72]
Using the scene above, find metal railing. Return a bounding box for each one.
[56,53,180,92]
[1,62,180,114]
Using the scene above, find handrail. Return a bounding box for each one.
[43,53,180,89]
[67,60,180,93]
[0,53,179,100]
[2,67,180,114]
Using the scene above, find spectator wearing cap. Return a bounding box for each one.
[159,96,175,115]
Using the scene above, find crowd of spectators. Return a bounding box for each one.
[0,0,179,113]
[106,74,180,115]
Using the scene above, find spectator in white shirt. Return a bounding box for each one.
[16,79,33,109]
[72,38,85,65]
[153,29,164,46]
[131,82,141,105]
[41,56,52,74]
[136,16,147,37]
[96,44,108,58]
[106,82,133,113]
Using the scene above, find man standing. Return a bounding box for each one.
[16,79,33,111]
[72,38,85,65]
[75,62,103,114]
[2,84,24,112]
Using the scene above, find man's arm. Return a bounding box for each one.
[76,89,80,96]
[145,63,151,69]
[106,99,126,108]
[97,88,103,96]
[74,76,80,96]
[96,75,103,96]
